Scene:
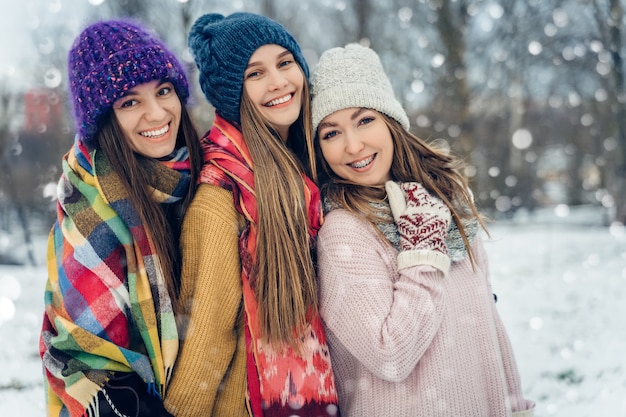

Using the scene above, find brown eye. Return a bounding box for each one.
[119,99,138,108]
[157,86,172,96]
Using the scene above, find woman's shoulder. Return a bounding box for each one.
[320,208,381,243]
[323,208,368,228]
[186,184,241,225]
[194,183,233,201]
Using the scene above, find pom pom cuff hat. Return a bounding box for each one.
[187,12,309,125]
[311,43,409,134]
[68,19,189,146]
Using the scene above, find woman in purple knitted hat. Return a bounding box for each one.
[39,19,202,417]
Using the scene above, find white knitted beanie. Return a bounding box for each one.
[311,43,410,134]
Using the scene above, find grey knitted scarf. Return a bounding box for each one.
[373,200,478,262]
[324,198,478,263]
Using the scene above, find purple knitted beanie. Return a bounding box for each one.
[68,19,189,145]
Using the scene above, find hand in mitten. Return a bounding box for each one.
[385,181,451,273]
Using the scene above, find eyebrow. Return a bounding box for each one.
[318,108,369,131]
[121,90,140,97]
[246,49,293,69]
[122,80,169,97]
[351,108,368,120]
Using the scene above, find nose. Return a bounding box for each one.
[344,131,364,155]
[268,69,288,90]
[144,97,167,122]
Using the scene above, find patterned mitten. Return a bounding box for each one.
[385,181,451,273]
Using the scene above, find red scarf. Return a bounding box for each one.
[199,115,339,416]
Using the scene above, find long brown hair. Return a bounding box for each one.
[239,73,318,349]
[96,104,201,315]
[317,112,487,266]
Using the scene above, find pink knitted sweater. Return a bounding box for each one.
[317,209,535,417]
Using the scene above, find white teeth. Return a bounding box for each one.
[140,124,169,138]
[266,94,292,107]
[350,155,374,169]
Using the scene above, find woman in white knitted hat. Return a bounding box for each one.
[311,43,536,417]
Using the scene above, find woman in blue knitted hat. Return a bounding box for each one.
[163,12,339,417]
[39,19,202,417]
[310,43,535,417]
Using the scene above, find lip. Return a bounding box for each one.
[347,154,376,170]
[139,122,171,142]
[264,92,295,108]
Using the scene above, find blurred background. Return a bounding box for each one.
[1,2,625,416]
[0,0,626,261]
[1,0,625,267]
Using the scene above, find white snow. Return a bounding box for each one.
[1,210,625,416]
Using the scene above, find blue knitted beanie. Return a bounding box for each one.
[68,19,189,146]
[188,12,309,125]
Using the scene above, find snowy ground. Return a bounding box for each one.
[1,209,625,416]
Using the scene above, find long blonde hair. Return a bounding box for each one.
[239,75,318,348]
[317,112,487,266]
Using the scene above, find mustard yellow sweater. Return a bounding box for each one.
[165,184,249,417]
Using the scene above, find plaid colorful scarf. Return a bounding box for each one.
[40,139,190,417]
[199,115,339,416]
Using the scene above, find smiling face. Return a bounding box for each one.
[112,80,181,159]
[243,44,304,141]
[318,107,394,186]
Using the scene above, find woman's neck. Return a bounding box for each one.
[276,127,288,142]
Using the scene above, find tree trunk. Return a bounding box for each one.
[435,0,472,155]
[608,0,626,223]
